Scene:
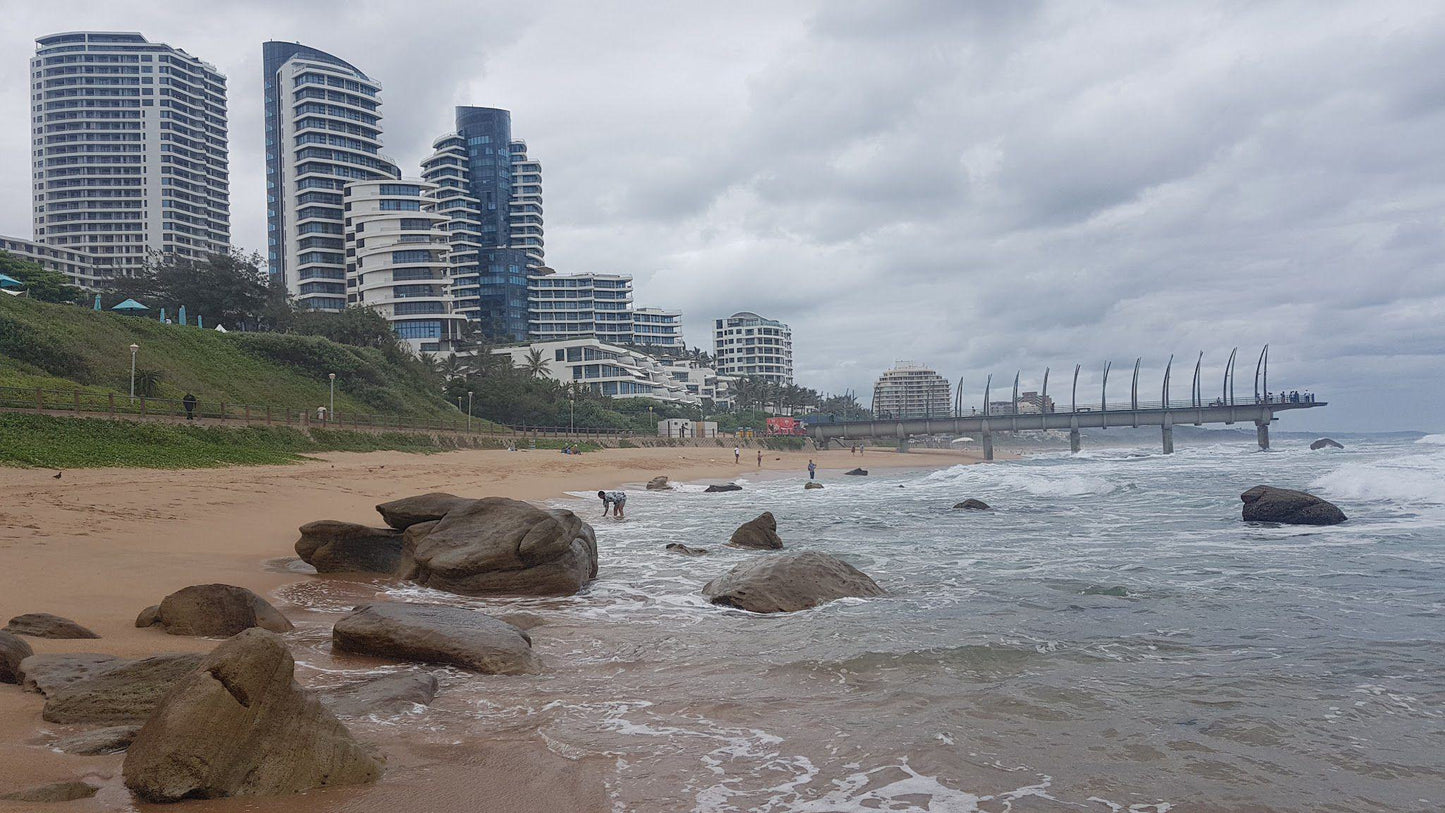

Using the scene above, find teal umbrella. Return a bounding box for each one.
[111,298,150,313]
[0,273,23,289]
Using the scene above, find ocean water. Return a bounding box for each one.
[282,436,1445,812]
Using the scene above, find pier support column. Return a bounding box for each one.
[1162,425,1174,454]
[896,438,909,453]
[982,433,995,461]
[1256,420,1270,450]
[1069,429,1080,454]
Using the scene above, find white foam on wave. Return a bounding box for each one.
[1416,433,1445,445]
[756,760,1055,813]
[923,463,1120,499]
[1311,449,1445,506]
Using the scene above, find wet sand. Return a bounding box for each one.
[0,444,979,811]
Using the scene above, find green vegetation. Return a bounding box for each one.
[0,413,505,469]
[0,251,83,304]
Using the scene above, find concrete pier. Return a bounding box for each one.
[1162,425,1174,454]
[1256,420,1270,450]
[1069,428,1081,453]
[982,433,994,461]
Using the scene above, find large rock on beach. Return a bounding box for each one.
[1240,485,1347,526]
[53,725,141,755]
[18,653,124,696]
[804,482,824,490]
[376,492,475,530]
[728,512,784,550]
[954,498,990,510]
[401,497,597,596]
[295,521,405,574]
[42,653,204,725]
[332,603,541,675]
[844,468,868,476]
[702,551,886,614]
[646,476,671,491]
[123,629,382,803]
[318,672,439,718]
[1310,438,1344,450]
[0,630,32,684]
[705,483,743,493]
[140,584,293,637]
[0,781,98,803]
[5,613,99,639]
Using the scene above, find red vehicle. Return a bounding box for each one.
[765,417,808,436]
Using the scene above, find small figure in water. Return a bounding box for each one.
[807,459,817,480]
[598,490,626,518]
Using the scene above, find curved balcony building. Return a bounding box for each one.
[713,311,794,385]
[509,139,544,267]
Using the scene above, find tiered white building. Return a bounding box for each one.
[713,311,794,385]
[493,338,731,407]
[870,362,952,419]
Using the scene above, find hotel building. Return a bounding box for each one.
[870,362,952,419]
[712,311,794,385]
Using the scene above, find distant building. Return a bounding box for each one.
[492,338,715,405]
[0,237,107,290]
[871,363,952,419]
[1018,390,1056,414]
[528,273,634,345]
[713,311,794,385]
[631,307,683,349]
[657,357,734,407]
[33,32,229,275]
[508,140,544,267]
[343,179,465,354]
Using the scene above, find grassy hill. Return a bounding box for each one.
[0,294,458,418]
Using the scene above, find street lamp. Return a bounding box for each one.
[128,343,139,403]
[328,373,336,420]
[467,390,473,433]
[569,384,575,436]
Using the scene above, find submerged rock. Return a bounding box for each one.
[804,482,824,490]
[123,629,382,802]
[318,671,439,718]
[844,468,868,476]
[665,543,708,556]
[375,492,475,530]
[1241,485,1347,526]
[140,584,293,637]
[295,521,405,574]
[332,602,541,675]
[1310,438,1344,450]
[18,653,124,696]
[646,476,671,491]
[53,724,141,755]
[953,499,990,510]
[0,781,98,803]
[705,483,743,493]
[5,613,99,639]
[728,512,784,550]
[0,630,33,684]
[42,653,205,725]
[702,551,886,614]
[1082,585,1130,597]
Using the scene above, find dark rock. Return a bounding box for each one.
[954,498,990,510]
[1082,585,1129,597]
[318,671,439,718]
[403,497,597,596]
[728,512,784,550]
[53,724,141,755]
[375,492,474,530]
[646,476,671,491]
[134,605,160,628]
[0,630,33,684]
[1310,438,1344,450]
[142,584,293,637]
[394,520,439,580]
[702,551,887,614]
[804,482,824,490]
[332,602,541,675]
[844,468,868,476]
[704,483,743,493]
[5,613,99,639]
[665,543,709,556]
[123,629,383,802]
[1241,485,1347,526]
[43,653,205,725]
[0,781,97,803]
[295,520,405,574]
[18,653,124,696]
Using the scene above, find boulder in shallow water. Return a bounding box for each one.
[123,629,382,802]
[5,613,99,639]
[702,551,886,614]
[295,520,405,574]
[141,584,293,638]
[318,671,438,718]
[0,630,33,684]
[1310,438,1344,450]
[375,492,475,530]
[844,468,868,476]
[18,653,124,696]
[42,653,205,725]
[1082,585,1129,597]
[332,602,541,675]
[0,781,98,803]
[1241,485,1346,525]
[665,543,708,556]
[646,476,671,491]
[804,482,824,490]
[705,483,743,493]
[953,498,990,510]
[728,512,784,550]
[53,724,141,755]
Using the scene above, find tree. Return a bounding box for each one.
[0,251,82,304]
[523,347,551,378]
[108,248,272,329]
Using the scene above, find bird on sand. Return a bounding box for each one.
[53,471,62,479]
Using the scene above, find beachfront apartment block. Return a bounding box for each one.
[632,307,684,349]
[0,236,110,290]
[509,140,544,268]
[528,273,634,345]
[491,338,709,405]
[263,41,400,311]
[713,311,794,385]
[30,32,229,277]
[870,362,952,419]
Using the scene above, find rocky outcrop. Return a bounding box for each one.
[804,482,824,490]
[139,584,293,637]
[954,498,990,510]
[123,629,382,803]
[702,551,886,614]
[705,483,743,493]
[53,725,141,755]
[333,603,541,675]
[1310,438,1344,450]
[318,672,439,718]
[376,492,475,530]
[295,521,405,574]
[18,653,124,696]
[5,613,99,639]
[646,476,671,491]
[0,630,32,684]
[1241,485,1347,525]
[401,497,597,596]
[665,543,708,556]
[0,781,98,803]
[728,512,784,550]
[42,653,204,725]
[844,468,868,476]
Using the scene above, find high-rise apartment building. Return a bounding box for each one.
[508,140,544,267]
[631,307,684,349]
[528,273,634,345]
[713,311,794,385]
[263,41,399,310]
[870,363,952,419]
[31,32,228,275]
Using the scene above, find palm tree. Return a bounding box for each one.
[440,354,464,383]
[524,347,551,378]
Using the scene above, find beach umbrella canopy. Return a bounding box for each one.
[111,298,150,312]
[0,273,23,289]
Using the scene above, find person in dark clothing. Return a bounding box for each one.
[182,393,197,420]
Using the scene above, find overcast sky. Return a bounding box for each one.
[2,1,1441,432]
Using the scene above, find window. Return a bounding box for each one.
[394,321,442,339]
[379,199,421,211]
[379,184,421,196]
[391,249,433,264]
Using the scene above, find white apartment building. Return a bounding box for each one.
[528,273,634,345]
[492,338,707,405]
[658,357,735,407]
[343,179,465,354]
[264,42,399,310]
[509,140,544,268]
[31,32,229,275]
[0,236,108,290]
[632,307,684,349]
[871,362,952,419]
[713,311,794,385]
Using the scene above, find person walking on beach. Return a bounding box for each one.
[182,393,197,420]
[734,446,741,464]
[807,459,817,480]
[757,449,763,468]
[597,490,626,518]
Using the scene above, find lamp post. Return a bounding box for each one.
[467,390,473,433]
[569,385,575,437]
[328,373,336,420]
[128,343,139,403]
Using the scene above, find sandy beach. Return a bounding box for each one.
[0,443,980,811]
